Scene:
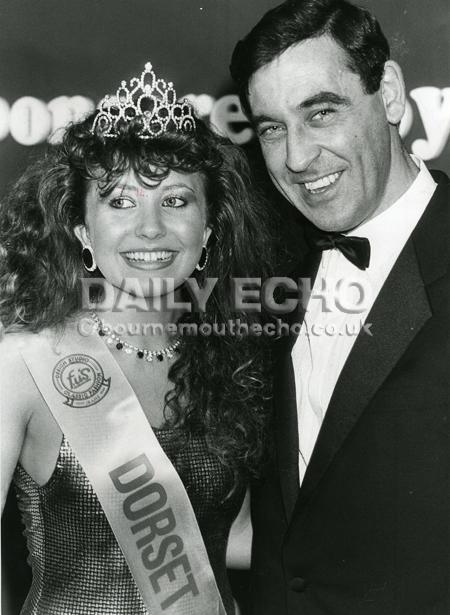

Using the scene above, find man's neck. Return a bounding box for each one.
[359,146,420,230]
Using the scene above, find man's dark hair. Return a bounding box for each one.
[230,0,390,116]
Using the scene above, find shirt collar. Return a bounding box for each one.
[348,156,437,281]
[352,156,437,245]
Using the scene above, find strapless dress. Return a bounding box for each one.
[13,428,245,614]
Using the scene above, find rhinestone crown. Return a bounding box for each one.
[91,62,196,139]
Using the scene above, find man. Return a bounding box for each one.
[230,1,449,613]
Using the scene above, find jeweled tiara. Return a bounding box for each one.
[91,62,196,139]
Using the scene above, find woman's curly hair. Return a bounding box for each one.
[0,111,274,487]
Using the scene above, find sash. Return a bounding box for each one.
[20,326,226,615]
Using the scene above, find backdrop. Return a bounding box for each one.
[0,0,449,199]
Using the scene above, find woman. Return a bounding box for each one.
[0,62,272,614]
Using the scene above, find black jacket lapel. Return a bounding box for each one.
[273,349,300,519]
[296,238,432,508]
[272,239,322,518]
[281,171,448,515]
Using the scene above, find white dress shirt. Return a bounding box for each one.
[292,157,437,484]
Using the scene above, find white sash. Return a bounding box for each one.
[21,326,226,615]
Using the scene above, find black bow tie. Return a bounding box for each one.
[305,226,371,270]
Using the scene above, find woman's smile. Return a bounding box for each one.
[121,249,178,270]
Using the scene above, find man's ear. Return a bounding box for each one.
[380,60,406,125]
[74,224,90,248]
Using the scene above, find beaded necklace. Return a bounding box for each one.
[91,312,181,362]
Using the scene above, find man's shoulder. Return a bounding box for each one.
[412,169,450,284]
[429,169,449,185]
[417,167,449,226]
[429,169,450,204]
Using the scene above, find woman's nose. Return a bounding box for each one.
[135,204,166,240]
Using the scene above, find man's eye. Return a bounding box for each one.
[311,108,335,122]
[108,197,136,209]
[258,124,284,140]
[162,196,186,208]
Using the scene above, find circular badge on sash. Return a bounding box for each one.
[52,354,110,407]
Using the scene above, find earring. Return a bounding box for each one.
[195,245,208,271]
[81,246,97,272]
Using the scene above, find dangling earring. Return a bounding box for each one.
[195,245,208,271]
[81,246,97,272]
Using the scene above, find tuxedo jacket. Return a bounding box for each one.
[250,171,450,615]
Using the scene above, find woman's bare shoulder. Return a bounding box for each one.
[0,329,51,412]
[0,327,57,351]
[2,328,45,358]
[0,330,32,364]
[0,330,53,507]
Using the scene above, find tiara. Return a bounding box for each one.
[91,62,196,139]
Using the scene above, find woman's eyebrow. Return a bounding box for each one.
[160,183,195,194]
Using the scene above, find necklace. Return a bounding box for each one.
[90,312,181,362]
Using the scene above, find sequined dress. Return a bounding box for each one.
[13,428,245,615]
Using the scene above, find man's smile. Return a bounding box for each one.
[302,171,342,194]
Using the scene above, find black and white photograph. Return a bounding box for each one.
[1,1,449,614]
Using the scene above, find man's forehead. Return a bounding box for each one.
[256,35,351,75]
[248,37,360,115]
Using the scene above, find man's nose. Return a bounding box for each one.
[285,129,321,174]
[135,205,166,239]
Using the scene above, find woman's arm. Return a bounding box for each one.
[226,487,253,570]
[0,337,32,513]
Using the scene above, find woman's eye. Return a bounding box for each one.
[162,196,186,208]
[109,197,136,209]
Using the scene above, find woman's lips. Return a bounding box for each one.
[121,250,177,270]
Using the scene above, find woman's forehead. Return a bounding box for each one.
[87,168,206,198]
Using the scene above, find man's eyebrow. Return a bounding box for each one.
[251,91,351,126]
[299,91,352,108]
[251,114,280,127]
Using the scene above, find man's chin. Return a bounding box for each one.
[302,208,365,233]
